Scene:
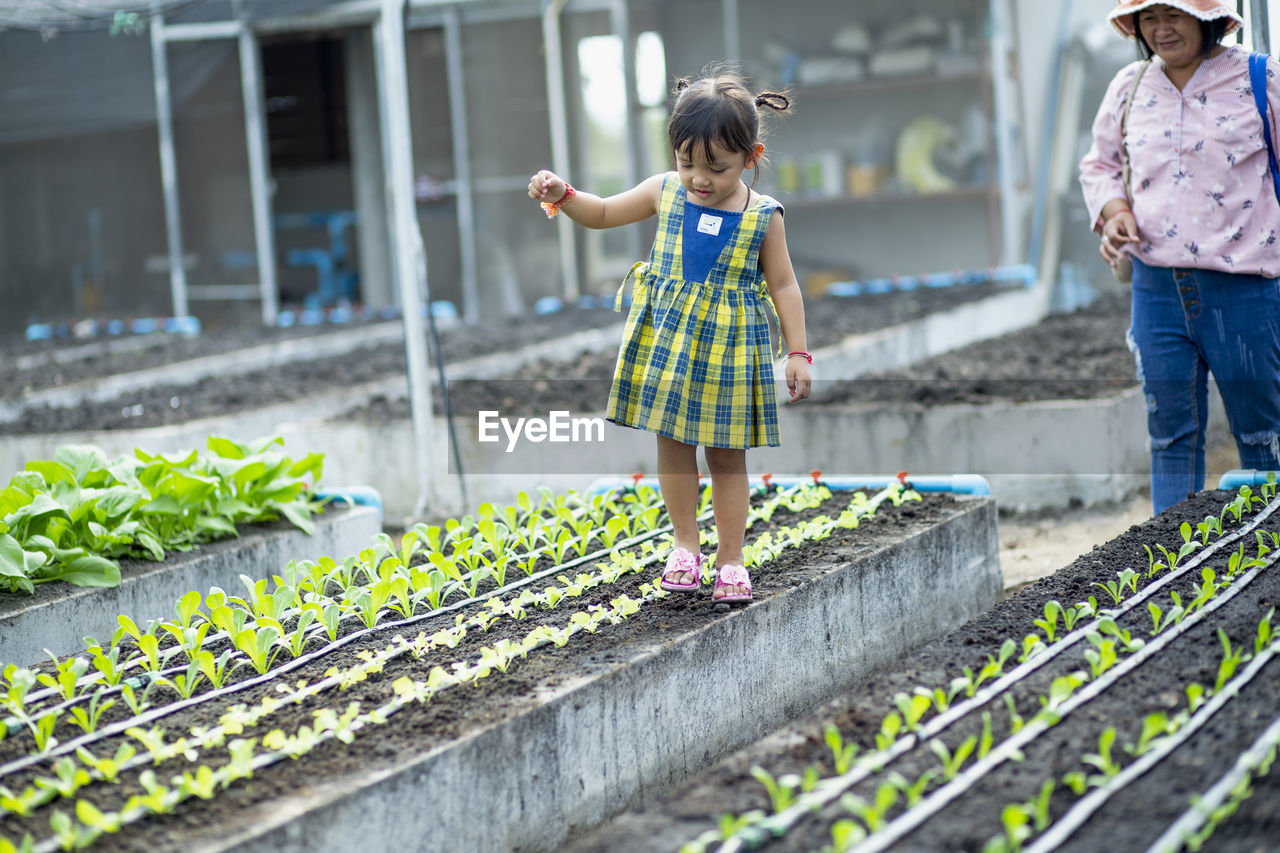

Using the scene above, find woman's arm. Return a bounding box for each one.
[760,210,810,402]
[529,171,664,229]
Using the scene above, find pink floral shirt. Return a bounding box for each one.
[1079,45,1280,278]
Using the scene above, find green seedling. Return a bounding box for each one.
[37,654,89,702]
[839,783,898,833]
[893,691,932,732]
[1097,617,1145,653]
[1215,628,1249,693]
[75,744,136,784]
[749,765,801,814]
[1034,601,1064,643]
[68,691,116,734]
[887,768,938,806]
[1081,726,1121,781]
[824,724,859,775]
[930,734,978,781]
[1124,711,1172,757]
[1083,636,1119,679]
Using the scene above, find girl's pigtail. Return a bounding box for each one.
[754,91,791,113]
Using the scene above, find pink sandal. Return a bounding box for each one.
[660,547,705,592]
[713,564,753,602]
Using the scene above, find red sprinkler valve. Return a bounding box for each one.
[761,473,773,488]
[809,469,823,485]
[896,470,909,485]
[631,472,644,486]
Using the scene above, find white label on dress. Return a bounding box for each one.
[697,213,723,236]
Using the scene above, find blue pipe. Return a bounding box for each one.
[315,486,384,516]
[1217,469,1279,490]
[587,474,991,497]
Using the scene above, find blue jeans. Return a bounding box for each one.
[1129,258,1280,514]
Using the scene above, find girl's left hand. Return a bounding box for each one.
[785,359,811,403]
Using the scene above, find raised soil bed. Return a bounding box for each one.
[567,486,1280,852]
[0,486,998,852]
[0,502,381,667]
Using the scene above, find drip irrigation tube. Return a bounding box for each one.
[1026,644,1279,852]
[1144,708,1280,853]
[718,492,1280,852]
[0,481,836,779]
[844,547,1280,853]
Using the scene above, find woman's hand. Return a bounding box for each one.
[785,358,811,403]
[1100,208,1140,268]
[529,170,567,205]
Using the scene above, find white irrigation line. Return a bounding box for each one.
[1026,644,1279,852]
[13,488,673,711]
[1143,709,1280,853]
[13,485,892,850]
[0,482,848,780]
[715,493,1280,853]
[840,547,1280,853]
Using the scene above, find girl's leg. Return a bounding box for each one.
[657,435,701,584]
[704,446,749,599]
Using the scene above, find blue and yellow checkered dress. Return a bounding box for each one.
[607,173,781,449]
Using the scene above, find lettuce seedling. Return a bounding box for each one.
[1081,726,1121,781]
[749,766,800,814]
[1214,628,1250,692]
[1123,711,1172,757]
[930,734,977,781]
[68,691,116,734]
[893,691,932,733]
[37,654,89,702]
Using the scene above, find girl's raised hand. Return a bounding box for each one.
[529,170,567,205]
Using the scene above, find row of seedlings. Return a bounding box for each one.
[0,478,921,849]
[669,479,1280,853]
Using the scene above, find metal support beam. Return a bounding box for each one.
[150,6,189,318]
[444,9,480,324]
[543,0,579,301]
[988,0,1022,267]
[234,0,280,324]
[722,0,740,63]
[611,0,642,263]
[376,0,438,520]
[1250,0,1270,54]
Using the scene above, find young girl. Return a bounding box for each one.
[528,67,811,603]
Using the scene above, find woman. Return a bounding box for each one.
[1079,0,1280,514]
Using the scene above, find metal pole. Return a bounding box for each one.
[722,0,740,63]
[1250,0,1271,54]
[988,0,1022,267]
[611,0,642,263]
[376,0,438,520]
[543,0,579,302]
[443,9,480,325]
[150,5,189,318]
[233,0,280,325]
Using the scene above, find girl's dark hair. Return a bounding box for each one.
[667,65,791,173]
[1132,14,1232,59]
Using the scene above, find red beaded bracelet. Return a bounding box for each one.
[541,183,577,218]
[787,351,813,365]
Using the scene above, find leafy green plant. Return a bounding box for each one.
[930,734,978,781]
[824,724,859,775]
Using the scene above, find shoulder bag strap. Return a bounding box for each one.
[1249,52,1280,206]
[1119,61,1150,204]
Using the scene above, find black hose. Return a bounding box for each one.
[424,303,468,510]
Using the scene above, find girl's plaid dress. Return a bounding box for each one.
[607,173,782,449]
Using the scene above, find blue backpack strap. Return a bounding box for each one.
[1250,52,1280,205]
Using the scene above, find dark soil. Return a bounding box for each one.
[341,288,1133,423]
[0,487,964,851]
[0,281,1022,436]
[568,488,1280,853]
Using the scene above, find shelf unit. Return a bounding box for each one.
[728,0,1004,282]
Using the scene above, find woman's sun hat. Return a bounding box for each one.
[1107,0,1243,39]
